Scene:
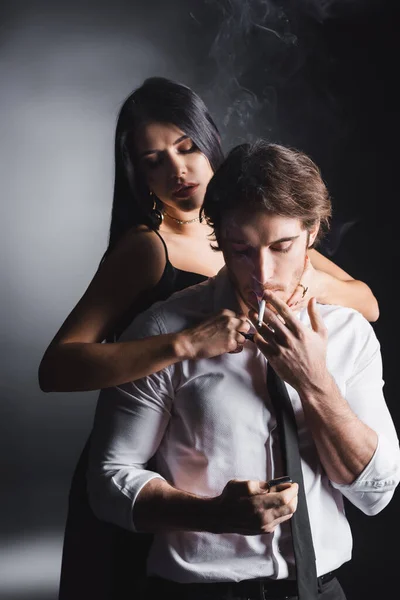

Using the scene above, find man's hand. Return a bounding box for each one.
[251,291,329,394]
[132,476,297,534]
[215,479,298,535]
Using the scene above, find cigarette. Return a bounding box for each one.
[257,299,266,328]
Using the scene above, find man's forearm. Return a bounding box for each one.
[133,478,219,533]
[134,477,299,536]
[299,375,378,485]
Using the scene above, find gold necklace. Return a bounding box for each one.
[164,211,203,225]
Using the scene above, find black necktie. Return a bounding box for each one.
[267,364,318,600]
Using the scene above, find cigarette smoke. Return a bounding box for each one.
[190,0,375,252]
[202,0,297,145]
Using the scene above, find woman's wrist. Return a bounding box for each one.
[171,331,196,361]
[311,269,330,304]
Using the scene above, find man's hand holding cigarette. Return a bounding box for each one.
[250,291,330,395]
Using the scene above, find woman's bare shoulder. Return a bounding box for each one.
[43,226,168,347]
[102,225,168,284]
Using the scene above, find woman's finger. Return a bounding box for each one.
[307,297,326,335]
[237,318,251,333]
[287,255,311,307]
[229,343,244,354]
[287,287,302,307]
[287,283,306,307]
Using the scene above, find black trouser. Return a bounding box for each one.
[144,573,347,600]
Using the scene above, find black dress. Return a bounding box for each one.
[58,233,208,599]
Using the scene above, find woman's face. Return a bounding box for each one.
[134,122,214,213]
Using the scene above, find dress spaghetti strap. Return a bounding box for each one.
[153,228,170,264]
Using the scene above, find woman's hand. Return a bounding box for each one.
[176,309,251,360]
[287,255,317,312]
[251,291,329,394]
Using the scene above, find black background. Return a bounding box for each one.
[1,1,399,598]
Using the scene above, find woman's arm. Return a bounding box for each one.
[40,336,189,393]
[38,228,170,392]
[38,228,249,393]
[290,249,379,322]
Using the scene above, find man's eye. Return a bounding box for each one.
[271,243,292,253]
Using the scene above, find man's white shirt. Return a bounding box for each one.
[88,267,400,583]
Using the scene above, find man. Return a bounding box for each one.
[88,141,400,600]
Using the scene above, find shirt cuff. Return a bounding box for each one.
[89,470,166,533]
[330,435,400,515]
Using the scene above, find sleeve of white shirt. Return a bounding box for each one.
[330,315,400,516]
[87,307,174,532]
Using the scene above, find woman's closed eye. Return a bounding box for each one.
[142,140,197,170]
[177,138,197,154]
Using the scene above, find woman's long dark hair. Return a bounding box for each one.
[105,77,224,258]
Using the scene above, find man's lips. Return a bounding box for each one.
[172,184,200,198]
[245,289,283,314]
[247,288,282,300]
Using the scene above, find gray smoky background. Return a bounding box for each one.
[1,0,398,598]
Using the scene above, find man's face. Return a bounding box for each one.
[219,209,319,311]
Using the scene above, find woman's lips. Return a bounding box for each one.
[172,184,200,198]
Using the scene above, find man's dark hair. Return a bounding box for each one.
[201,140,332,249]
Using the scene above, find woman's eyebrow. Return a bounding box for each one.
[139,135,189,159]
[173,134,189,145]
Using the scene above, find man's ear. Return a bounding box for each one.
[308,221,320,248]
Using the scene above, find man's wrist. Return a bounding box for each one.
[297,371,337,405]
[298,374,353,425]
[134,478,221,533]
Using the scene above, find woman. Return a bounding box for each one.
[38,77,378,599]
